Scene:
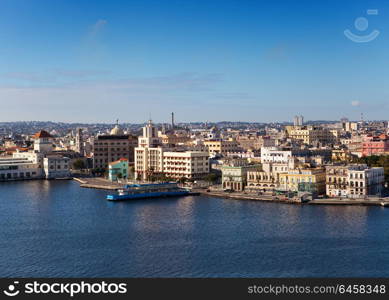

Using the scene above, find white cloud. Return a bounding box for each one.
[351,100,361,107]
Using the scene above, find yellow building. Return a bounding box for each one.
[279,168,326,194]
[285,125,336,145]
[331,149,354,162]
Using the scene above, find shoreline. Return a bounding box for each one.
[201,190,389,207]
[72,177,389,207]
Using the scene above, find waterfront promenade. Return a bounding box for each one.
[73,177,389,207]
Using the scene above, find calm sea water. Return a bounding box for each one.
[1,180,389,278]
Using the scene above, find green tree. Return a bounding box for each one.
[73,159,86,170]
[204,173,220,184]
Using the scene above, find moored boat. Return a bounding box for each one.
[106,182,190,201]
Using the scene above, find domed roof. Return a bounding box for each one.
[110,125,124,135]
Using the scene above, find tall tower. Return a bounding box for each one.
[139,120,160,147]
[33,130,54,154]
[75,128,84,154]
[293,115,303,126]
[171,112,175,129]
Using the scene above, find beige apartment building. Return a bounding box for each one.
[204,139,240,156]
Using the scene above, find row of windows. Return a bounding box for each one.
[0,171,37,179]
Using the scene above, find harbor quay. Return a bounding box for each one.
[72,176,389,207]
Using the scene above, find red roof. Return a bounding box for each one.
[109,158,128,165]
[33,130,53,139]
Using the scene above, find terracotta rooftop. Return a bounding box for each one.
[109,158,128,165]
[33,130,53,139]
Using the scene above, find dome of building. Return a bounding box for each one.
[110,125,124,135]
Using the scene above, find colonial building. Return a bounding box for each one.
[221,160,259,191]
[43,155,71,179]
[326,164,384,198]
[278,168,326,194]
[246,170,279,192]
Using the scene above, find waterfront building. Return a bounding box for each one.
[348,165,384,197]
[0,131,71,181]
[135,120,164,180]
[43,156,71,179]
[246,170,279,192]
[0,157,42,181]
[278,168,326,194]
[162,151,210,179]
[325,165,349,197]
[326,164,384,198]
[108,158,129,181]
[93,124,138,170]
[221,160,259,191]
[135,120,210,180]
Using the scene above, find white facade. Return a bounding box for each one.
[326,165,384,198]
[163,151,209,179]
[43,156,71,179]
[0,157,42,181]
[261,147,292,164]
[135,121,210,180]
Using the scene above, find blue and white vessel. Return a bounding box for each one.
[106,182,190,201]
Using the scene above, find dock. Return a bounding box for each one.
[73,177,122,190]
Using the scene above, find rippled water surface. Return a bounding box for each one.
[1,180,389,277]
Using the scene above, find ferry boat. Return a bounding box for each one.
[106,182,190,201]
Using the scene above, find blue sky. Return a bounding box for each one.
[0,0,388,123]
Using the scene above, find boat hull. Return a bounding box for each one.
[106,190,190,201]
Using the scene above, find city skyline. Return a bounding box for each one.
[1,0,388,123]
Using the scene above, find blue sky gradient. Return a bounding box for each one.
[0,0,388,123]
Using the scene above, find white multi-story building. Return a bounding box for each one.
[135,121,210,180]
[348,166,384,197]
[163,151,209,179]
[326,165,384,198]
[0,157,42,181]
[0,130,71,181]
[260,147,292,164]
[43,156,71,179]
